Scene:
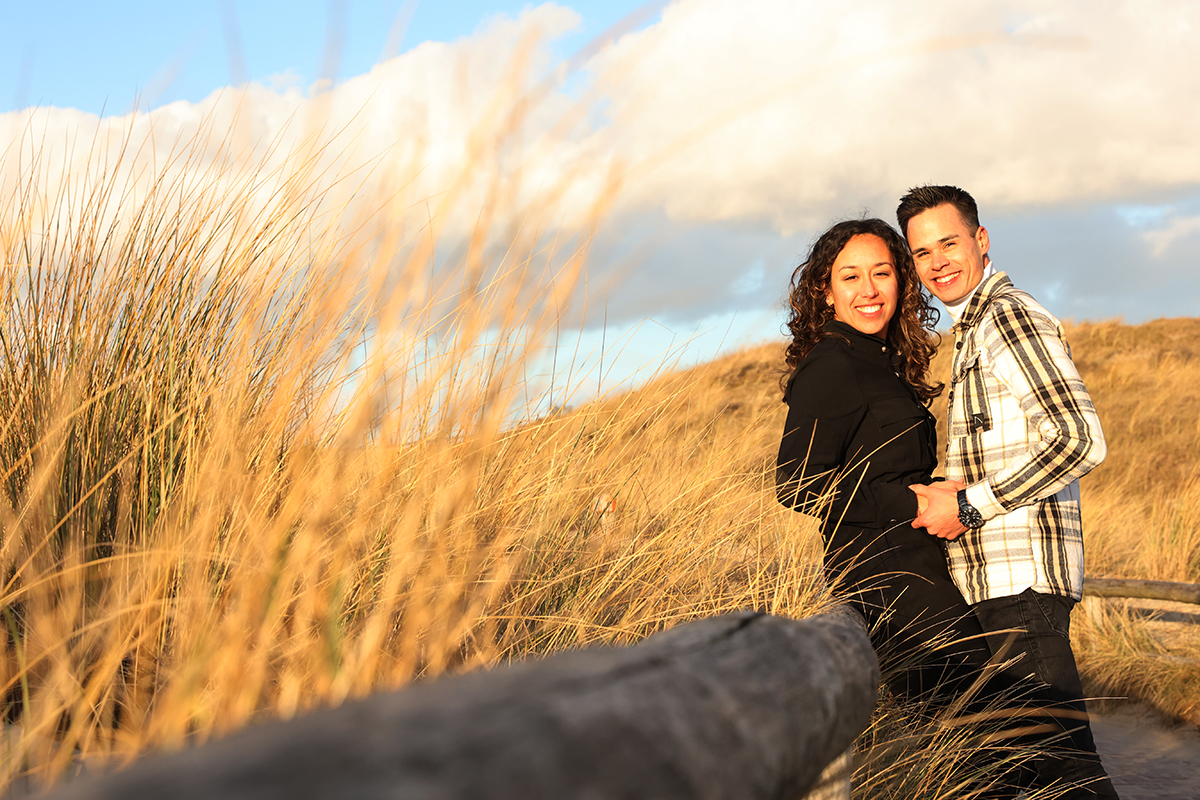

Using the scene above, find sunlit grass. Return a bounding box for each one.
[0,73,851,791]
[2,68,1198,800]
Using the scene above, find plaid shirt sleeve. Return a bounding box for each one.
[964,298,1106,521]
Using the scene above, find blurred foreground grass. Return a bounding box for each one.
[1,105,1197,799]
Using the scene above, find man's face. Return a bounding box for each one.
[905,203,990,305]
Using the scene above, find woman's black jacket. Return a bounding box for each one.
[776,320,938,534]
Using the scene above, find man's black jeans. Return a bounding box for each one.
[973,588,1120,799]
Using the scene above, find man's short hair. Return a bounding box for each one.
[896,185,980,237]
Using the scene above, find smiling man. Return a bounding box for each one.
[898,185,1118,799]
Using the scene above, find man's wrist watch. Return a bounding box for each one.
[957,489,984,529]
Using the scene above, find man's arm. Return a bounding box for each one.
[964,299,1106,521]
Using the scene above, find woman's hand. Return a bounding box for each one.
[910,480,968,539]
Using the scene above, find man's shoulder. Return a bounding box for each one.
[978,278,1061,337]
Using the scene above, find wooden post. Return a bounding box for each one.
[45,608,878,800]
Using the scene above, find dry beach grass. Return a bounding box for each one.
[0,106,1197,799]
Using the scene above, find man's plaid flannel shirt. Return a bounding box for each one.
[945,271,1105,604]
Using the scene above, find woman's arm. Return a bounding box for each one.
[775,352,864,511]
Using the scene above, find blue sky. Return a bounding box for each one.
[3,1,1200,398]
[3,1,657,113]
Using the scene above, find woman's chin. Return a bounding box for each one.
[844,314,891,336]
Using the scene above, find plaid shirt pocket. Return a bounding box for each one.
[949,348,993,484]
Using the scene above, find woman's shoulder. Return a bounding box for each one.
[787,338,861,403]
[799,334,855,371]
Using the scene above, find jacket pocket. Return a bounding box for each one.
[874,397,930,467]
[949,350,992,439]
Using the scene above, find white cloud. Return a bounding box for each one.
[1143,214,1200,258]
[0,4,602,256]
[3,0,1200,332]
[590,0,1200,230]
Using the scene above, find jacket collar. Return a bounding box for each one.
[953,271,1012,333]
[823,319,891,358]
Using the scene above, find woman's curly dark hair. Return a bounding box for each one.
[780,218,943,404]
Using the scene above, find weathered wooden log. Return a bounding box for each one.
[45,608,878,800]
[1083,578,1200,606]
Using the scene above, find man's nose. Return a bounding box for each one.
[933,248,950,268]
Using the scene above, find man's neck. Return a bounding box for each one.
[945,261,995,323]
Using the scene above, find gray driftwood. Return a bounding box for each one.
[1083,578,1200,605]
[45,608,877,800]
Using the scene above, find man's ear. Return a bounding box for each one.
[976,225,990,257]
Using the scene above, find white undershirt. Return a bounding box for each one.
[945,261,996,324]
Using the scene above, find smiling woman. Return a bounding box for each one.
[774,218,994,726]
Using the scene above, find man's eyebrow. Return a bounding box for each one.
[913,233,959,252]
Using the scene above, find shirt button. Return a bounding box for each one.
[956,341,963,350]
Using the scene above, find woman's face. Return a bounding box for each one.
[825,234,899,337]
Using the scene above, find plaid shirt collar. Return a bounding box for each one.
[952,271,1012,334]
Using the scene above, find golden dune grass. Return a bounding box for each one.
[0,90,849,790]
[2,96,1198,799]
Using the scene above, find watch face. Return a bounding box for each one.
[957,490,984,528]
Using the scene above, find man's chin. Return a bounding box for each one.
[927,283,971,305]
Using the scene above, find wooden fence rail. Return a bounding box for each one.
[44,607,879,800]
[1083,578,1200,606]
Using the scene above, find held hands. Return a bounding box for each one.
[910,480,969,540]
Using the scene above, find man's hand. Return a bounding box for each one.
[910,481,969,540]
